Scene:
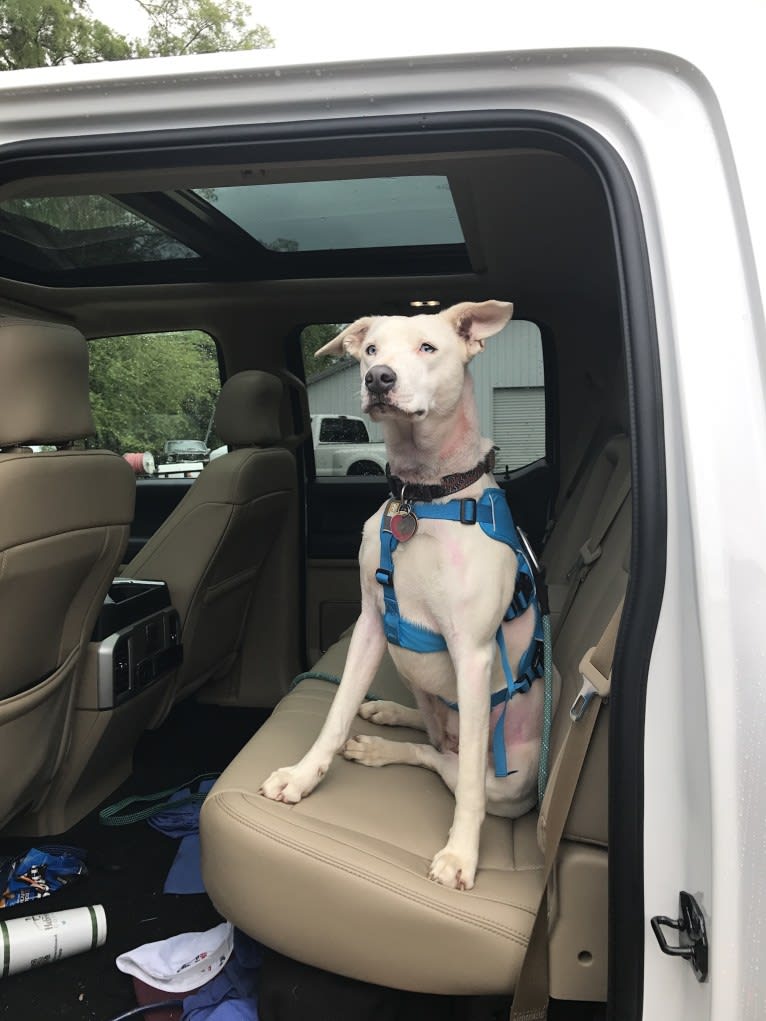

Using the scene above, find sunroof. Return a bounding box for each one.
[194,176,464,252]
[0,175,470,285]
[0,195,199,270]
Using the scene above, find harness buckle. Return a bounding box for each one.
[512,673,532,695]
[375,568,393,586]
[460,498,478,525]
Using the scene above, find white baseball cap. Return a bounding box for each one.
[116,921,234,993]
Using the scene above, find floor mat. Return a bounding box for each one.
[0,701,268,1021]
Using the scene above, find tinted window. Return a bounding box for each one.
[0,195,198,270]
[196,177,463,252]
[88,331,221,478]
[319,418,369,443]
[301,317,545,477]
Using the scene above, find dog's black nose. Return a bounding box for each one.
[365,365,397,395]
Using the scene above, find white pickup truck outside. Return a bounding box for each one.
[311,414,387,476]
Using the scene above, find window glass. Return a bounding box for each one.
[0,195,199,270]
[319,417,370,444]
[88,331,221,478]
[196,176,463,252]
[301,317,545,478]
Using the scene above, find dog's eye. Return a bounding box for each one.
[420,342,437,353]
[365,344,377,357]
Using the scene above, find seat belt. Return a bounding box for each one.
[560,418,608,508]
[553,439,630,639]
[509,598,624,1021]
[542,419,603,546]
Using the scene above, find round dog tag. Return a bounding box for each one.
[390,512,418,542]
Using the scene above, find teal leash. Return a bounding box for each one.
[99,772,220,827]
[289,670,342,690]
[538,612,554,804]
[289,670,385,701]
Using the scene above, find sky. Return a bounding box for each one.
[87,0,475,56]
[85,0,762,62]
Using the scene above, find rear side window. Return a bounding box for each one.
[481,319,545,472]
[300,317,545,477]
[319,418,369,443]
[88,330,221,477]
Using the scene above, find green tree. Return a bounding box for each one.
[134,0,273,57]
[0,0,131,70]
[301,323,347,382]
[88,332,221,454]
[0,0,274,460]
[0,0,273,71]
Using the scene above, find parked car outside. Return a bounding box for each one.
[311,413,387,476]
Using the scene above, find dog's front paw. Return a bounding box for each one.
[428,847,477,891]
[259,765,322,804]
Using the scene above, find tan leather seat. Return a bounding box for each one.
[542,432,630,636]
[125,370,297,718]
[201,435,630,1000]
[0,318,135,830]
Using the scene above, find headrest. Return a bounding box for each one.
[0,318,94,447]
[214,371,284,448]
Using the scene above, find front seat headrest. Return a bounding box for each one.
[214,371,284,448]
[0,318,95,447]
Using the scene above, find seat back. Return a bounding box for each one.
[542,432,630,636]
[0,318,135,828]
[539,430,632,1001]
[126,370,298,715]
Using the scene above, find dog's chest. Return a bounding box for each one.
[362,509,516,646]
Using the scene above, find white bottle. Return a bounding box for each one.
[0,905,107,977]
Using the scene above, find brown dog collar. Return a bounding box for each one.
[387,450,496,502]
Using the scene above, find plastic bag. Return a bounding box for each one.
[0,845,87,910]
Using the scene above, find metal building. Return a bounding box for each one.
[306,320,544,471]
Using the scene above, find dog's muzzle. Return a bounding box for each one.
[365,364,397,396]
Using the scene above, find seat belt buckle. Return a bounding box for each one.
[570,644,611,721]
[579,540,602,566]
[566,540,602,580]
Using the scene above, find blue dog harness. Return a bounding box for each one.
[375,487,544,778]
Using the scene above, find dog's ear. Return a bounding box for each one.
[441,300,514,360]
[315,318,375,361]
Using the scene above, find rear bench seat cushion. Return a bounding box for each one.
[200,646,544,996]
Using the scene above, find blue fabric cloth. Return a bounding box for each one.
[164,835,203,895]
[148,780,217,838]
[182,931,261,1020]
[148,779,217,894]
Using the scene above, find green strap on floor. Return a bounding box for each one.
[99,772,220,827]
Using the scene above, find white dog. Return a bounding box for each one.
[261,300,552,891]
